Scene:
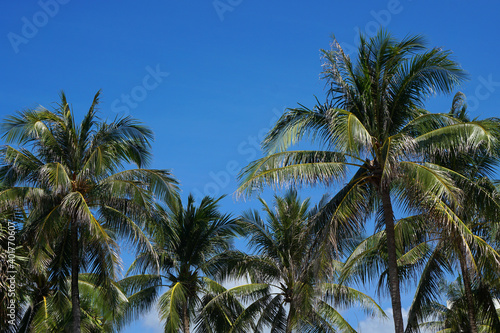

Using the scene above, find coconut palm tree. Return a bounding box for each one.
[16,272,129,333]
[404,93,500,333]
[122,194,243,333]
[4,223,132,333]
[337,93,500,333]
[0,91,179,332]
[339,200,500,333]
[0,189,131,333]
[415,277,500,333]
[238,30,499,333]
[341,184,500,333]
[219,190,385,332]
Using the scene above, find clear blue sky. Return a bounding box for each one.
[1,1,499,332]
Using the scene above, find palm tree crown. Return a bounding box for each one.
[0,91,178,332]
[225,191,385,333]
[123,194,242,333]
[238,30,498,333]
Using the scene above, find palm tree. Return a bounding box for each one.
[4,224,132,333]
[405,93,500,333]
[336,199,500,333]
[222,190,385,332]
[0,91,179,332]
[340,215,432,300]
[0,188,132,333]
[16,272,130,333]
[338,93,500,333]
[416,277,500,333]
[123,194,242,333]
[238,30,498,333]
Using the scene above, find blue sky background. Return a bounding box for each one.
[1,1,500,332]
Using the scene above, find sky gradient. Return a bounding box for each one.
[1,1,499,332]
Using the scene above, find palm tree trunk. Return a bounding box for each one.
[380,186,404,333]
[182,302,189,333]
[71,220,81,333]
[286,303,293,333]
[458,240,478,333]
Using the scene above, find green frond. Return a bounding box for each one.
[398,161,461,206]
[262,101,333,154]
[103,168,179,205]
[39,162,71,192]
[316,300,357,333]
[321,283,387,318]
[159,282,187,333]
[416,121,499,156]
[238,150,354,196]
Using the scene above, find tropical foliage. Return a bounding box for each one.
[416,277,500,333]
[123,194,243,333]
[1,30,499,333]
[238,30,500,333]
[0,91,178,332]
[405,93,500,333]
[222,191,386,332]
